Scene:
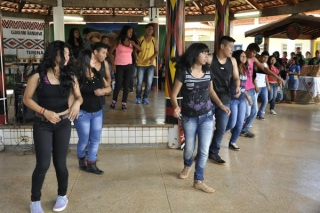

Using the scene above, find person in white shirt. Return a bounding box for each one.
[255,51,270,120]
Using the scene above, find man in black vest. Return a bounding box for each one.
[208,36,240,164]
[92,42,112,119]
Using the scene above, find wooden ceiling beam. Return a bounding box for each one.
[311,31,320,39]
[82,15,144,23]
[245,0,262,10]
[24,0,57,6]
[287,0,299,4]
[62,0,165,8]
[260,0,320,17]
[231,0,320,20]
[192,1,205,14]
[2,11,51,22]
[185,14,215,22]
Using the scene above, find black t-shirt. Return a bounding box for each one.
[175,69,213,117]
[80,73,104,112]
[210,55,233,104]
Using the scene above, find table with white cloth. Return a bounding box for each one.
[284,76,320,104]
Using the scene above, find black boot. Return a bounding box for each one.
[78,157,87,171]
[86,162,104,175]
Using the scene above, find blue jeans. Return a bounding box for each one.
[74,110,103,162]
[182,110,213,181]
[209,103,230,155]
[268,83,278,110]
[257,87,268,117]
[136,65,155,99]
[242,89,258,132]
[226,99,246,143]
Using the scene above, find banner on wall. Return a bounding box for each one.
[85,23,138,40]
[2,18,44,64]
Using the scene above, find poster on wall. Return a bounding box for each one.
[85,23,138,41]
[2,18,44,84]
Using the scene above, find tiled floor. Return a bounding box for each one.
[1,91,320,212]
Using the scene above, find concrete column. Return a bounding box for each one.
[164,0,185,124]
[214,0,230,53]
[53,0,64,41]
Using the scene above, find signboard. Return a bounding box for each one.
[2,18,45,64]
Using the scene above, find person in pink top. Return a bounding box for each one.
[241,43,283,138]
[267,55,281,115]
[108,25,141,110]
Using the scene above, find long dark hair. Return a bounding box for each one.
[174,43,210,74]
[232,50,247,75]
[267,55,276,67]
[29,40,74,96]
[76,49,102,88]
[67,28,83,47]
[117,25,139,45]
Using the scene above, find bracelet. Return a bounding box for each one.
[43,109,46,115]
[39,107,44,114]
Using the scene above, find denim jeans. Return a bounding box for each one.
[74,109,103,162]
[31,118,71,201]
[226,99,246,143]
[182,110,213,181]
[257,86,268,117]
[136,65,155,99]
[209,102,230,155]
[268,83,278,110]
[242,89,258,131]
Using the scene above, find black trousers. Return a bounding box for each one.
[112,64,134,103]
[31,118,71,201]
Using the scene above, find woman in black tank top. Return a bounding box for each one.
[23,41,83,213]
[74,49,111,175]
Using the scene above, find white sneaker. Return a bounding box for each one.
[270,109,277,115]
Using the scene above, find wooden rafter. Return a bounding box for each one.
[287,0,299,4]
[47,6,52,16]
[192,1,205,14]
[245,0,262,10]
[17,1,26,13]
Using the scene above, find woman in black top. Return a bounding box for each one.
[66,28,83,59]
[23,41,83,213]
[74,49,111,175]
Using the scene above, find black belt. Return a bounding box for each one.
[34,112,69,122]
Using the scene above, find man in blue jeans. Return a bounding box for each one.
[207,36,240,164]
[135,23,158,104]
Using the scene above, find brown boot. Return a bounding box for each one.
[179,166,191,179]
[193,181,215,193]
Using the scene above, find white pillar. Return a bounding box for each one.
[287,39,295,55]
[53,0,64,41]
[229,20,234,38]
